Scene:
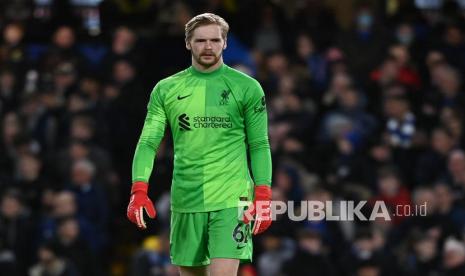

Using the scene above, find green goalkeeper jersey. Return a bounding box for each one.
[132,64,272,212]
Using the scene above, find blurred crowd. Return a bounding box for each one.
[2,0,465,275]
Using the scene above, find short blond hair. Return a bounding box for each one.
[185,13,229,42]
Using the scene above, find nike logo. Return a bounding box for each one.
[177,94,191,100]
[236,244,246,249]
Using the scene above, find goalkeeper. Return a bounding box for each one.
[127,13,272,276]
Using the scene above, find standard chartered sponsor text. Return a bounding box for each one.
[193,115,232,128]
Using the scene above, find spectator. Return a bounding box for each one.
[370,166,411,225]
[54,217,99,276]
[40,26,82,74]
[68,159,108,250]
[29,241,79,276]
[442,237,465,275]
[403,231,441,276]
[0,189,35,275]
[415,127,456,185]
[282,229,335,276]
[383,92,416,149]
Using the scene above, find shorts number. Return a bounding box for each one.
[232,223,249,243]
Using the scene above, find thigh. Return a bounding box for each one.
[170,211,210,266]
[209,258,240,276]
[179,265,208,276]
[208,207,253,262]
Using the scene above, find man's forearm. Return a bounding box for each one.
[249,138,272,186]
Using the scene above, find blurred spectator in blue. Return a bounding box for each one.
[40,26,83,74]
[321,87,377,143]
[415,127,456,186]
[223,34,256,75]
[394,187,461,250]
[402,231,440,276]
[302,188,347,255]
[294,33,328,93]
[434,183,465,230]
[273,166,302,208]
[439,24,465,74]
[383,90,416,149]
[39,191,100,253]
[54,216,99,276]
[51,138,118,203]
[68,159,108,250]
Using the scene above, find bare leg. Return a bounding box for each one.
[179,266,208,276]
[209,258,240,276]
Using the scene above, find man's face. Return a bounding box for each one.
[186,24,226,69]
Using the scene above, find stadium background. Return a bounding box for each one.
[2,0,465,275]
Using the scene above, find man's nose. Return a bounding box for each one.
[205,41,212,49]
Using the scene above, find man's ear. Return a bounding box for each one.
[223,39,227,50]
[186,40,191,50]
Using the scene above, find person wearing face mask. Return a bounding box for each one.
[396,23,415,46]
[336,5,392,84]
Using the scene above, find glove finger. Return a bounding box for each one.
[243,203,256,224]
[252,218,261,235]
[145,199,156,218]
[127,195,136,223]
[136,206,147,229]
[255,220,271,235]
[127,208,137,224]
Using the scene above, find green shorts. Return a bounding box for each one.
[170,207,253,266]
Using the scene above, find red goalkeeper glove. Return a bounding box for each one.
[127,182,156,229]
[243,185,272,235]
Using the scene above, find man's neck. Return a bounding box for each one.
[192,58,223,73]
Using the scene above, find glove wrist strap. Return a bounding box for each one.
[255,185,272,200]
[131,181,148,194]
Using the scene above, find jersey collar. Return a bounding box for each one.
[189,63,226,78]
